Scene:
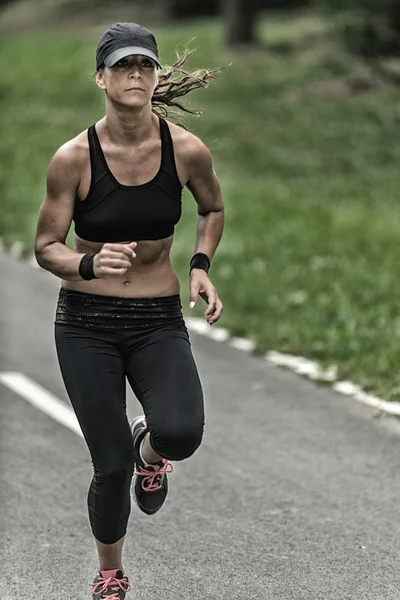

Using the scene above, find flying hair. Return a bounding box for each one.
[151,47,222,122]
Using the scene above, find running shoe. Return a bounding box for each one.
[91,569,131,599]
[130,415,173,515]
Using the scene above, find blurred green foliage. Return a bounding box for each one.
[2,15,400,400]
[168,0,310,19]
[168,0,219,18]
[320,0,400,59]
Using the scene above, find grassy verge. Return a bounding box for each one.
[2,15,400,400]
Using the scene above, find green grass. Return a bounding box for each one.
[2,15,400,400]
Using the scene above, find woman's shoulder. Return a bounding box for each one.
[166,120,212,165]
[48,128,91,172]
[57,128,90,159]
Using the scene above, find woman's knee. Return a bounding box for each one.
[92,441,135,482]
[91,456,134,511]
[150,419,204,462]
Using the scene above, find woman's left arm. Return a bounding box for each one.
[185,138,225,325]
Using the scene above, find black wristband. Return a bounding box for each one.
[79,253,98,281]
[189,252,210,275]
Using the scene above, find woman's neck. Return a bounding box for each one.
[103,102,156,145]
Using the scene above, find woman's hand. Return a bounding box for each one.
[93,242,137,279]
[190,269,223,324]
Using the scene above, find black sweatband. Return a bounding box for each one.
[189,252,210,275]
[79,253,98,280]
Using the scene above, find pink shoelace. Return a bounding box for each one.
[91,575,131,599]
[134,459,173,492]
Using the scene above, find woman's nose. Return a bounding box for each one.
[128,64,141,77]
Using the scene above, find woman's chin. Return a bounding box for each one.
[114,97,149,110]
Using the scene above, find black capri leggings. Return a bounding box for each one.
[54,288,204,544]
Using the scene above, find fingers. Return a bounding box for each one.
[103,242,137,259]
[102,257,132,269]
[98,267,131,277]
[94,242,137,279]
[94,260,131,278]
[97,253,132,269]
[203,289,217,318]
[209,297,224,324]
[189,285,199,309]
[201,289,224,324]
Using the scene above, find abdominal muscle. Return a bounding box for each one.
[62,233,181,298]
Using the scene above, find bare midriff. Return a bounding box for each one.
[62,233,181,298]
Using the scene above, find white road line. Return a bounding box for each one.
[9,240,24,259]
[333,381,400,416]
[266,351,338,382]
[0,372,83,438]
[229,337,256,352]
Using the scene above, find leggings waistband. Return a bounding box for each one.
[55,287,185,331]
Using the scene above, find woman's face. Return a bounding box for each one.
[96,55,158,109]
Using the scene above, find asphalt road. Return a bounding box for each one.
[1,251,400,600]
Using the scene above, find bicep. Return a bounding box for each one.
[35,149,79,254]
[186,143,224,215]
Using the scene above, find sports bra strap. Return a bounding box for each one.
[87,125,106,184]
[159,118,180,182]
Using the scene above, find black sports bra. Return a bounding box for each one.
[73,117,183,243]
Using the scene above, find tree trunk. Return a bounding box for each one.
[224,0,260,46]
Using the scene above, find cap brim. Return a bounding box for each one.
[104,47,162,69]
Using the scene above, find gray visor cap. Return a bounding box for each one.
[104,47,162,69]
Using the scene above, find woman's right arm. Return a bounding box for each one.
[35,144,137,281]
[34,144,86,281]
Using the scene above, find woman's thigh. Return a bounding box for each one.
[122,327,205,460]
[54,324,133,471]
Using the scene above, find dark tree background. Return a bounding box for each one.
[223,0,312,46]
[321,0,400,59]
[167,0,312,45]
[224,0,260,45]
[0,0,315,47]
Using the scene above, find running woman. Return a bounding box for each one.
[34,22,224,599]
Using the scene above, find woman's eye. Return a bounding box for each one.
[112,58,154,70]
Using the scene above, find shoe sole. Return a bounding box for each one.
[130,415,166,516]
[130,415,146,437]
[130,415,154,515]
